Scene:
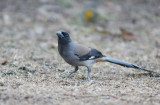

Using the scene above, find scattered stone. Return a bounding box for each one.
[19,66,30,72]
[6,71,16,75]
[0,82,4,86]
[58,69,65,72]
[19,67,37,74]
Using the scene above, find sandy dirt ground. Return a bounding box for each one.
[0,0,160,105]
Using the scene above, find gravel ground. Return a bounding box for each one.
[0,0,160,105]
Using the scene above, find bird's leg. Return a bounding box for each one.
[67,66,79,78]
[86,66,91,81]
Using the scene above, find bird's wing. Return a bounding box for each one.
[74,44,104,61]
[74,44,91,56]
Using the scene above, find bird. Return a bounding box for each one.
[56,31,154,81]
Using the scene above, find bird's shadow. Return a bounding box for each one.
[125,72,160,78]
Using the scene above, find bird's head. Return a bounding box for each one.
[56,31,72,44]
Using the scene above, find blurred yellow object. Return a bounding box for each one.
[84,10,94,19]
[83,10,100,22]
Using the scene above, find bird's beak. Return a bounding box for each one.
[56,31,64,38]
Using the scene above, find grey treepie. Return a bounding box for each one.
[56,31,153,80]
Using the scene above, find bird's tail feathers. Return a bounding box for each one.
[97,57,153,73]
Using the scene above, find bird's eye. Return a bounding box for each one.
[62,32,69,37]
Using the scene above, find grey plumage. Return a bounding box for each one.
[74,44,91,56]
[56,31,154,80]
[101,57,153,72]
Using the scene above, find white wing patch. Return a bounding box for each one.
[89,56,95,60]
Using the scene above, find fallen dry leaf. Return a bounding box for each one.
[120,28,137,41]
[1,60,8,65]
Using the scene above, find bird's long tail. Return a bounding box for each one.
[97,57,153,73]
